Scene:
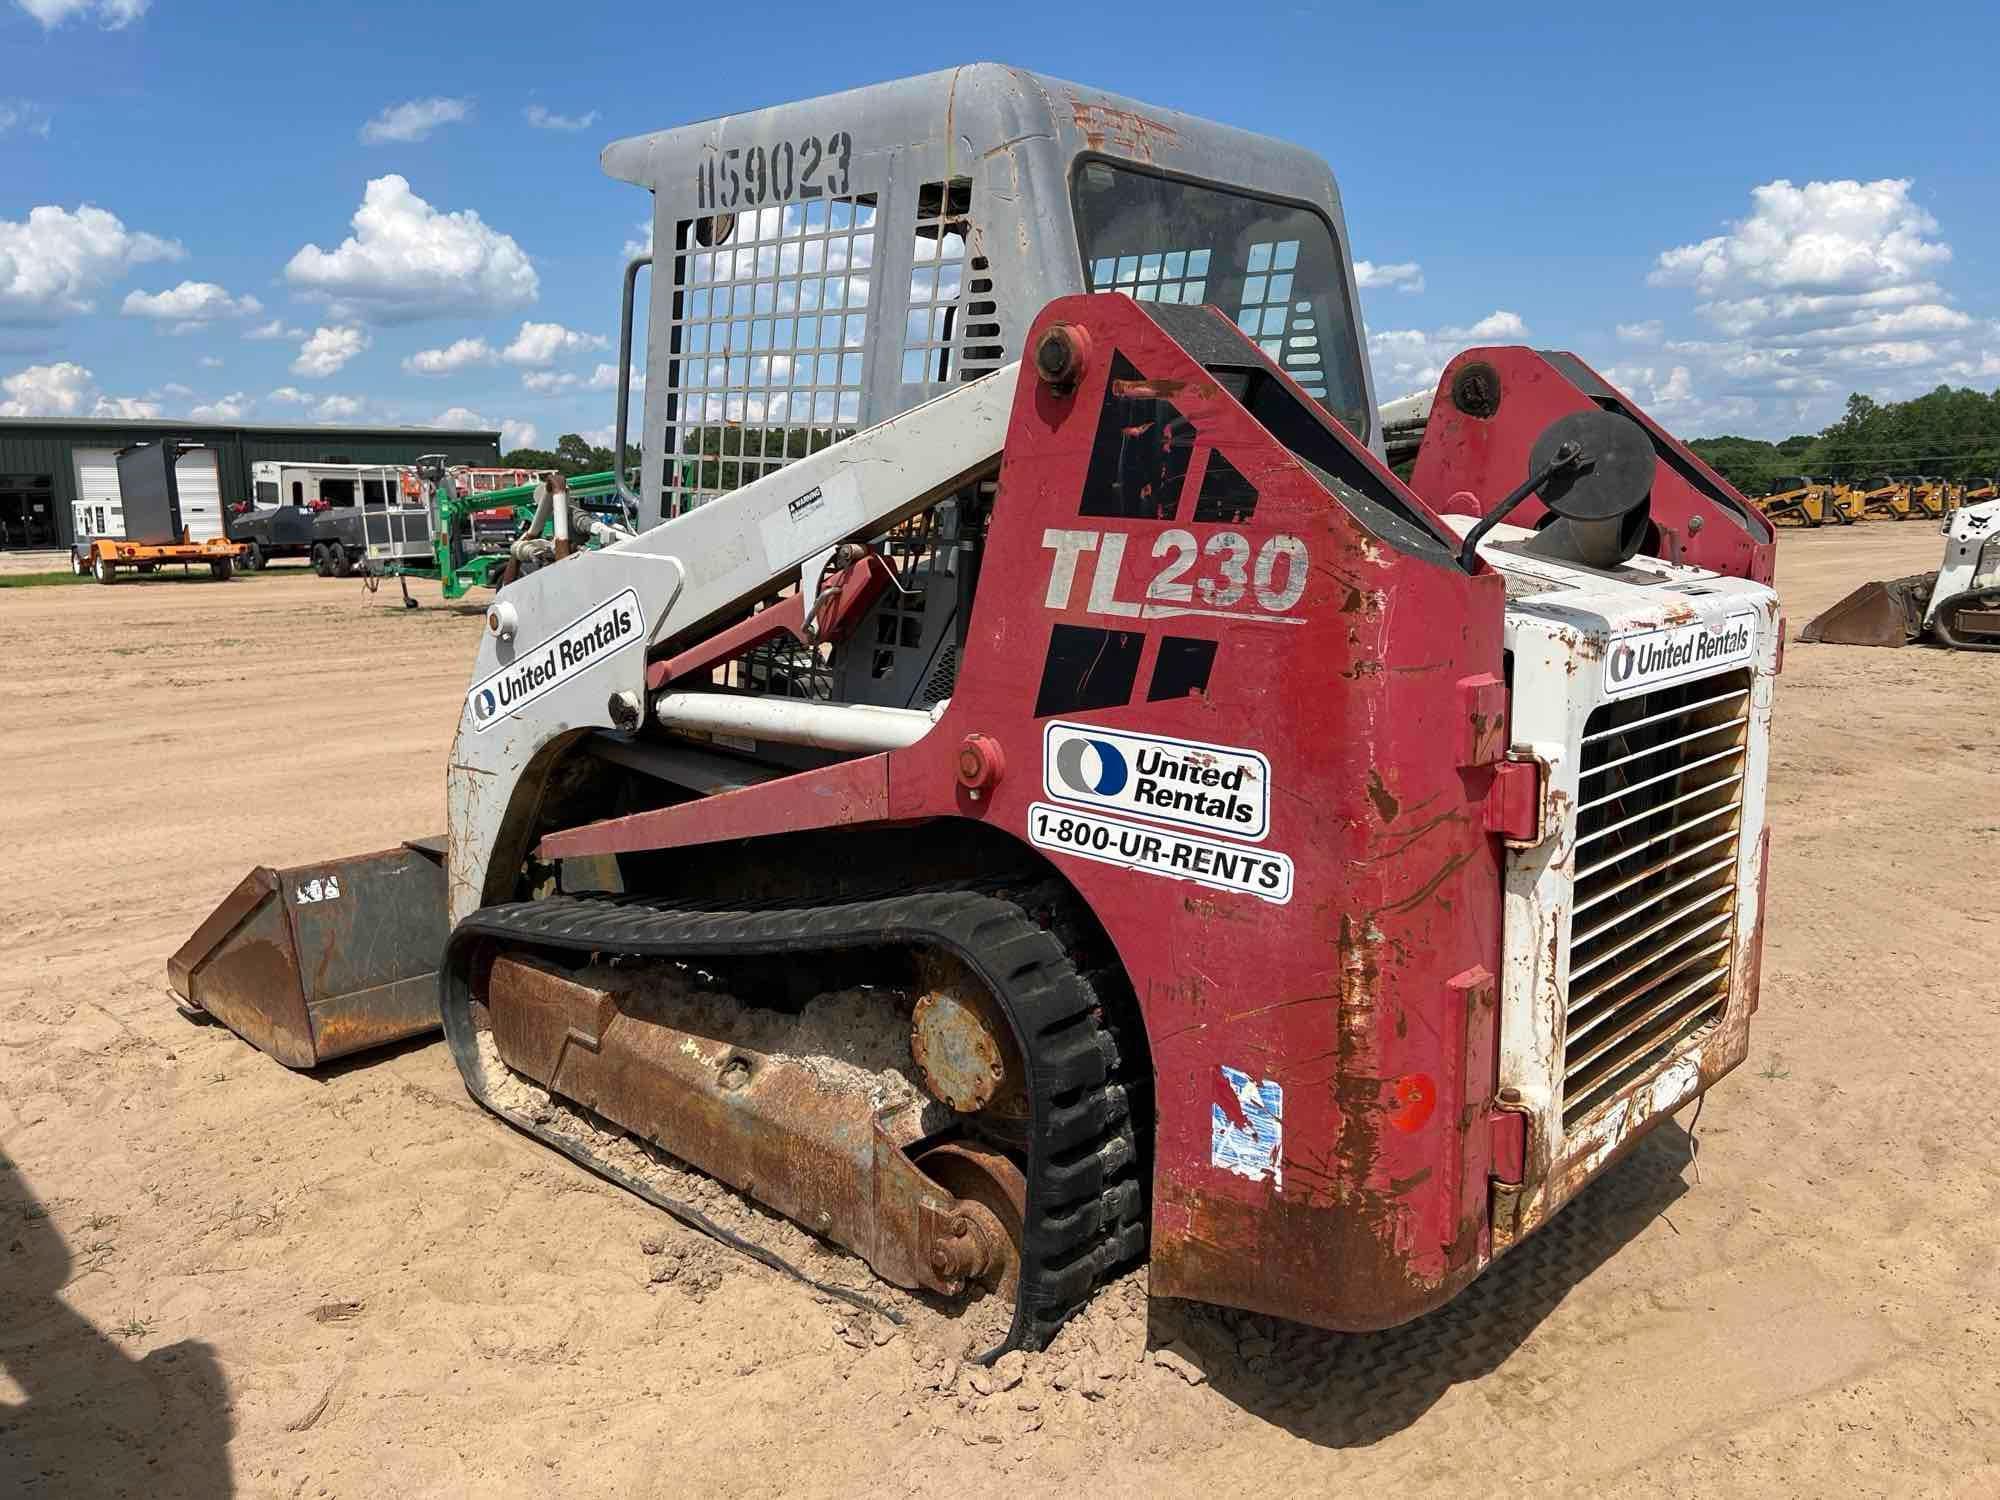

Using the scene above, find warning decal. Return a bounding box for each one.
[1212,1065,1283,1187]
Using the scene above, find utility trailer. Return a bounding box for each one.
[234,461,410,574]
[71,441,244,583]
[176,65,1779,1357]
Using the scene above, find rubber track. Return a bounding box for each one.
[438,888,1146,1355]
[1930,587,2000,652]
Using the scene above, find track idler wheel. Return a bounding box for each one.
[915,1141,1027,1296]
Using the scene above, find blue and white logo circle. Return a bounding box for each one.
[1053,735,1128,797]
[474,687,498,721]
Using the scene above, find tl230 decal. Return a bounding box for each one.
[1040,527,1310,626]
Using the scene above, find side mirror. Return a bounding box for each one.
[1456,407,1657,572]
[1522,409,1657,569]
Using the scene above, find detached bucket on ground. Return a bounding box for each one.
[1798,572,1937,648]
[167,838,448,1068]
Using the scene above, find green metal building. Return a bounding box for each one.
[0,418,502,549]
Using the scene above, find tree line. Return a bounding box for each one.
[1687,385,2000,497]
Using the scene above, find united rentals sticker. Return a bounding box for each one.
[1026,803,1294,904]
[467,588,645,732]
[1604,609,1758,699]
[1041,721,1270,840]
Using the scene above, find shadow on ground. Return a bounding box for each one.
[0,1151,234,1497]
[1150,1123,1693,1448]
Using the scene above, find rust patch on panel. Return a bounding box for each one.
[1068,99,1182,162]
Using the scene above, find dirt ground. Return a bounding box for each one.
[3,528,1996,1498]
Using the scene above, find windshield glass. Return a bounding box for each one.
[1071,160,1369,439]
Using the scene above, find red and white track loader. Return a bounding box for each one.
[172,67,1780,1354]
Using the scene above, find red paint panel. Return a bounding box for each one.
[537,755,891,860]
[1410,347,1776,584]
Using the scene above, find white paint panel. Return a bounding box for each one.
[174,449,223,542]
[72,447,124,539]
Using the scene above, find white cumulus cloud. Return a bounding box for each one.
[0,203,183,322]
[15,0,148,29]
[502,320,607,366]
[198,354,223,369]
[313,395,363,421]
[1645,177,2000,434]
[245,318,303,341]
[292,325,370,378]
[121,279,265,331]
[267,386,310,404]
[430,408,535,449]
[91,393,161,419]
[1616,320,1664,343]
[1367,310,1527,399]
[1602,363,1696,411]
[0,358,170,418]
[0,359,93,416]
[0,99,53,138]
[521,369,578,393]
[403,336,496,375]
[525,104,599,132]
[284,175,539,323]
[1355,260,1424,294]
[189,391,254,422]
[360,97,471,145]
[1652,179,1950,302]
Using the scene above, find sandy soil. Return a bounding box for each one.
[3,529,1997,1498]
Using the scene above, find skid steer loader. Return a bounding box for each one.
[1909,476,1948,520]
[1853,475,1911,521]
[1757,474,1848,528]
[172,66,1779,1352]
[1800,495,2000,650]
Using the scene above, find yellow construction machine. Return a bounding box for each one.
[1909,476,1948,520]
[1756,474,1849,527]
[1853,475,1912,521]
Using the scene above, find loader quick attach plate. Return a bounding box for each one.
[437,888,1147,1357]
[167,840,448,1068]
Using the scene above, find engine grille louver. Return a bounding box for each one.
[1562,669,1751,1128]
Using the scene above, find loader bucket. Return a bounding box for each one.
[167,839,448,1068]
[1798,572,1936,648]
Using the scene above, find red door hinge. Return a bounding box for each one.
[1482,756,1543,843]
[1487,1105,1527,1185]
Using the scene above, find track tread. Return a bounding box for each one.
[440,886,1147,1354]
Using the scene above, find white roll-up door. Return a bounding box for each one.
[174,448,223,541]
[72,447,125,540]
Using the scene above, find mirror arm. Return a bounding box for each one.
[1456,441,1584,573]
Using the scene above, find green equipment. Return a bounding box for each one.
[364,460,635,605]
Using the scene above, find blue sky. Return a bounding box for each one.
[2,0,1996,445]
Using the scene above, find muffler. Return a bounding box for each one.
[167,839,448,1068]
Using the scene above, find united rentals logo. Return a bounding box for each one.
[1042,721,1269,840]
[1051,735,1129,797]
[1605,609,1758,698]
[466,588,646,732]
